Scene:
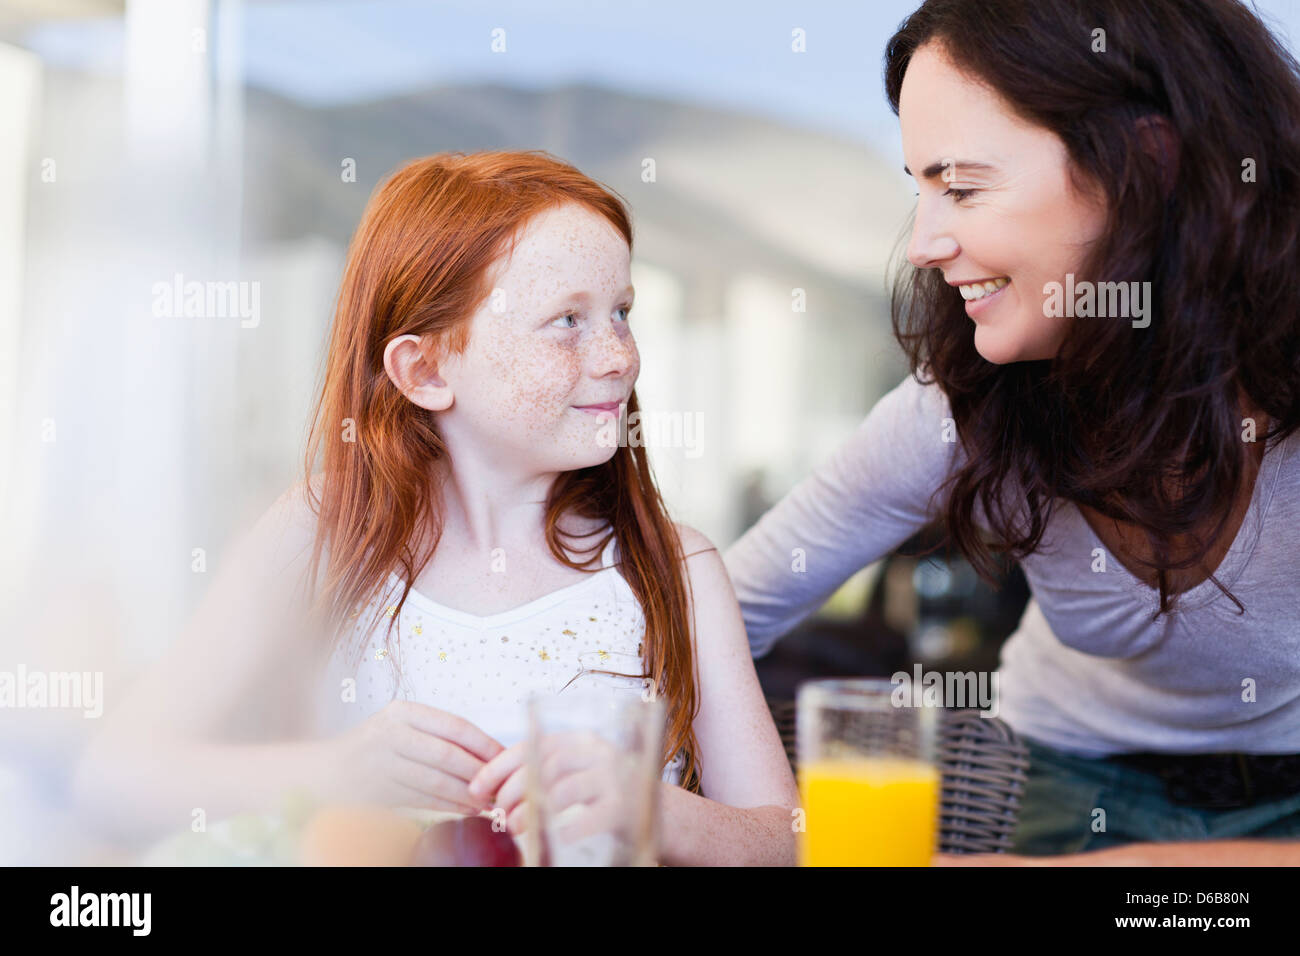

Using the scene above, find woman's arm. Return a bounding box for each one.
[723,371,963,658]
[936,840,1300,866]
[655,525,801,866]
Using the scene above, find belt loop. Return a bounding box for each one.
[1236,753,1254,807]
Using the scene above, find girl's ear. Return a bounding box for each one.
[383,334,454,412]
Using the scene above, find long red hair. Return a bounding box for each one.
[301,151,701,792]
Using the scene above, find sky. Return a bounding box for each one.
[17,0,1300,163]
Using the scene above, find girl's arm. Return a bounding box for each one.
[655,524,801,867]
[71,479,335,841]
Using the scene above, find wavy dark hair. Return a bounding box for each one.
[884,0,1300,615]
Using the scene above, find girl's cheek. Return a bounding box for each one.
[504,344,583,404]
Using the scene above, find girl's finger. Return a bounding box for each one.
[391,778,481,816]
[395,728,489,784]
[493,765,529,816]
[556,795,621,843]
[546,766,607,813]
[395,753,491,812]
[538,739,621,787]
[507,801,530,835]
[468,741,526,799]
[401,702,505,764]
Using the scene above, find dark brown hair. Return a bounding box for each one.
[885,0,1300,615]
[301,151,701,791]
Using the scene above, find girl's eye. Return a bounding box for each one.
[551,312,578,329]
[614,306,631,322]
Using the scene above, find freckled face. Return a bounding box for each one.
[436,203,639,473]
[900,42,1108,364]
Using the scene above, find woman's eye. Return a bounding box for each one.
[551,313,578,329]
[942,187,977,202]
[614,306,631,322]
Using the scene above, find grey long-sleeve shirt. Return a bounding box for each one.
[723,371,1300,757]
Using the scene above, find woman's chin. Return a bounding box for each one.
[972,327,1018,365]
[977,325,1034,361]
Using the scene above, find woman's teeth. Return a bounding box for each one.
[959,277,1010,300]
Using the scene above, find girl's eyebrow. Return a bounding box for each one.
[543,286,636,311]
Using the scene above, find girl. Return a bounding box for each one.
[75,151,798,866]
[726,0,1300,865]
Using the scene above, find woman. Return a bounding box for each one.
[725,0,1300,864]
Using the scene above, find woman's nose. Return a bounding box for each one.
[906,205,960,269]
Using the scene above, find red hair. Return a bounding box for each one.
[301,151,701,792]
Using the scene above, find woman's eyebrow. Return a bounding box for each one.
[903,159,998,180]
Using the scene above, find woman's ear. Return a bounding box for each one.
[383,334,454,412]
[1135,114,1180,196]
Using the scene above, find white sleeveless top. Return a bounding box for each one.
[312,533,686,785]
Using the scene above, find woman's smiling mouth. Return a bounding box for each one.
[951,276,1011,317]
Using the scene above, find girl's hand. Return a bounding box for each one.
[469,742,529,831]
[469,731,629,839]
[317,700,504,815]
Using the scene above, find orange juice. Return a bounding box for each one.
[798,756,940,866]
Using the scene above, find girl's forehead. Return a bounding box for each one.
[493,206,630,295]
[513,205,627,259]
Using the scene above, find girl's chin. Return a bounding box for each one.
[547,431,621,470]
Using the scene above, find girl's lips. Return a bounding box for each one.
[573,402,622,416]
[965,280,1010,318]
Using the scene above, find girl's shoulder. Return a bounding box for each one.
[232,476,329,608]
[673,522,718,562]
[261,476,326,571]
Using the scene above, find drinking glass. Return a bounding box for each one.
[524,688,665,866]
[796,677,940,866]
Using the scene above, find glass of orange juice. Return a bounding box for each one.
[796,678,940,866]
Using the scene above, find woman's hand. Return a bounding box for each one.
[932,851,1062,866]
[936,841,1300,866]
[316,700,504,815]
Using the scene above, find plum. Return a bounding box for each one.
[410,815,521,867]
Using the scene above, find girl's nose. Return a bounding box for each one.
[587,321,636,378]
